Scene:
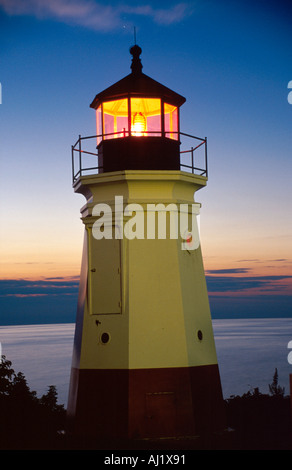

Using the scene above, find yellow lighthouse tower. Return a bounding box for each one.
[67,45,226,449]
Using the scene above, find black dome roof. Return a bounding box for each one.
[90,46,186,109]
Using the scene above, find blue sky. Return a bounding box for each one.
[0,0,291,324]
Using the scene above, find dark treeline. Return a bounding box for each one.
[0,355,66,449]
[225,369,292,449]
[0,356,291,450]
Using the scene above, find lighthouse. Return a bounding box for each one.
[67,45,226,449]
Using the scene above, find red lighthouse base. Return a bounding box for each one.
[67,364,228,450]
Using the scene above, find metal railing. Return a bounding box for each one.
[71,131,208,184]
[179,132,208,177]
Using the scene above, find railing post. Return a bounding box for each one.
[161,100,165,138]
[71,145,74,184]
[78,135,82,177]
[205,137,208,178]
[128,97,131,137]
[191,147,194,174]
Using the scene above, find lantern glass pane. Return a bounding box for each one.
[147,115,161,137]
[104,113,114,138]
[102,99,129,139]
[96,106,102,145]
[131,98,161,136]
[164,103,178,140]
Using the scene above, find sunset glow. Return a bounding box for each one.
[0,0,291,323]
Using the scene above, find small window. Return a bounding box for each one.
[197,330,203,341]
[100,332,110,344]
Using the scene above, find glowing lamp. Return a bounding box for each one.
[132,112,146,136]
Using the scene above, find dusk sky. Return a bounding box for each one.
[0,0,291,324]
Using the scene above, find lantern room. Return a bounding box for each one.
[95,97,179,142]
[89,45,186,172]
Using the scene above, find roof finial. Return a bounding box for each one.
[130,42,143,75]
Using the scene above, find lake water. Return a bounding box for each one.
[0,318,292,406]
